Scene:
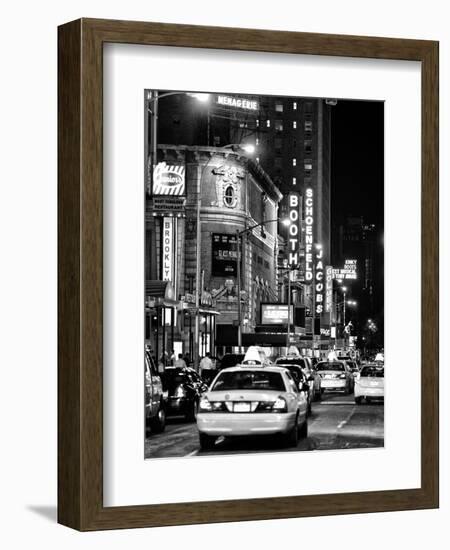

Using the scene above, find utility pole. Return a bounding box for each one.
[236,229,242,352]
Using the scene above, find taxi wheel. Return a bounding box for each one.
[199,432,216,450]
[355,396,363,405]
[285,416,299,447]
[299,418,308,439]
[150,406,166,434]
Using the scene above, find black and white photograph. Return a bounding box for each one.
[144,89,384,459]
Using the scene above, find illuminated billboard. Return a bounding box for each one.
[153,162,185,196]
[261,304,294,325]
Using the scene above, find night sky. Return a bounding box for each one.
[331,99,384,230]
[331,99,384,329]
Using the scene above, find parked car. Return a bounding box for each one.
[354,364,384,404]
[315,360,354,395]
[162,366,208,421]
[275,356,319,411]
[197,364,309,450]
[145,353,166,433]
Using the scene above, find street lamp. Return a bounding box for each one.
[146,91,211,193]
[222,143,256,155]
[277,264,302,350]
[236,217,290,352]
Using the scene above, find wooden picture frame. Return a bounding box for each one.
[58,18,439,531]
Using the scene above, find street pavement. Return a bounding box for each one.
[144,393,384,459]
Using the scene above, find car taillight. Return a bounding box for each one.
[198,397,212,412]
[272,397,288,412]
[339,374,346,379]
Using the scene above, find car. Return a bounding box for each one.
[315,360,354,395]
[354,364,384,404]
[162,366,208,421]
[197,363,309,450]
[275,356,320,411]
[218,353,245,371]
[145,353,166,433]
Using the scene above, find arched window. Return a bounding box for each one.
[224,185,237,207]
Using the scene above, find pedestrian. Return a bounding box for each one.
[174,353,187,369]
[199,352,215,385]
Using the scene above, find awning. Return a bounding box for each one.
[216,325,290,347]
[146,280,179,307]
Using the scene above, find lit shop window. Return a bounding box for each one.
[266,119,271,128]
[275,120,283,132]
[292,158,297,166]
[275,103,284,112]
[292,177,297,185]
[293,121,297,129]
[293,101,297,110]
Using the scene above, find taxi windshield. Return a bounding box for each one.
[211,370,285,392]
[316,362,345,371]
[360,366,384,377]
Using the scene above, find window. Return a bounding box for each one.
[256,157,260,163]
[275,119,283,132]
[275,158,282,169]
[292,177,297,186]
[293,120,297,129]
[293,101,297,110]
[275,137,282,151]
[304,139,312,153]
[305,120,313,132]
[304,159,312,171]
[256,119,260,127]
[266,119,271,128]
[211,370,286,392]
[256,137,260,145]
[224,185,237,207]
[275,102,283,112]
[264,260,269,269]
[292,158,297,166]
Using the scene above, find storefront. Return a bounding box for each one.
[145,280,180,367]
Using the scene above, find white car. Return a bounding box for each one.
[197,363,309,450]
[354,364,384,403]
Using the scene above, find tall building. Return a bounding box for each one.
[152,91,334,353]
[145,144,282,361]
[333,216,379,316]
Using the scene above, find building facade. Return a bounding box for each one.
[145,144,282,362]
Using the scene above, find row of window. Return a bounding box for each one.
[263,120,313,132]
[253,252,270,270]
[275,101,313,113]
